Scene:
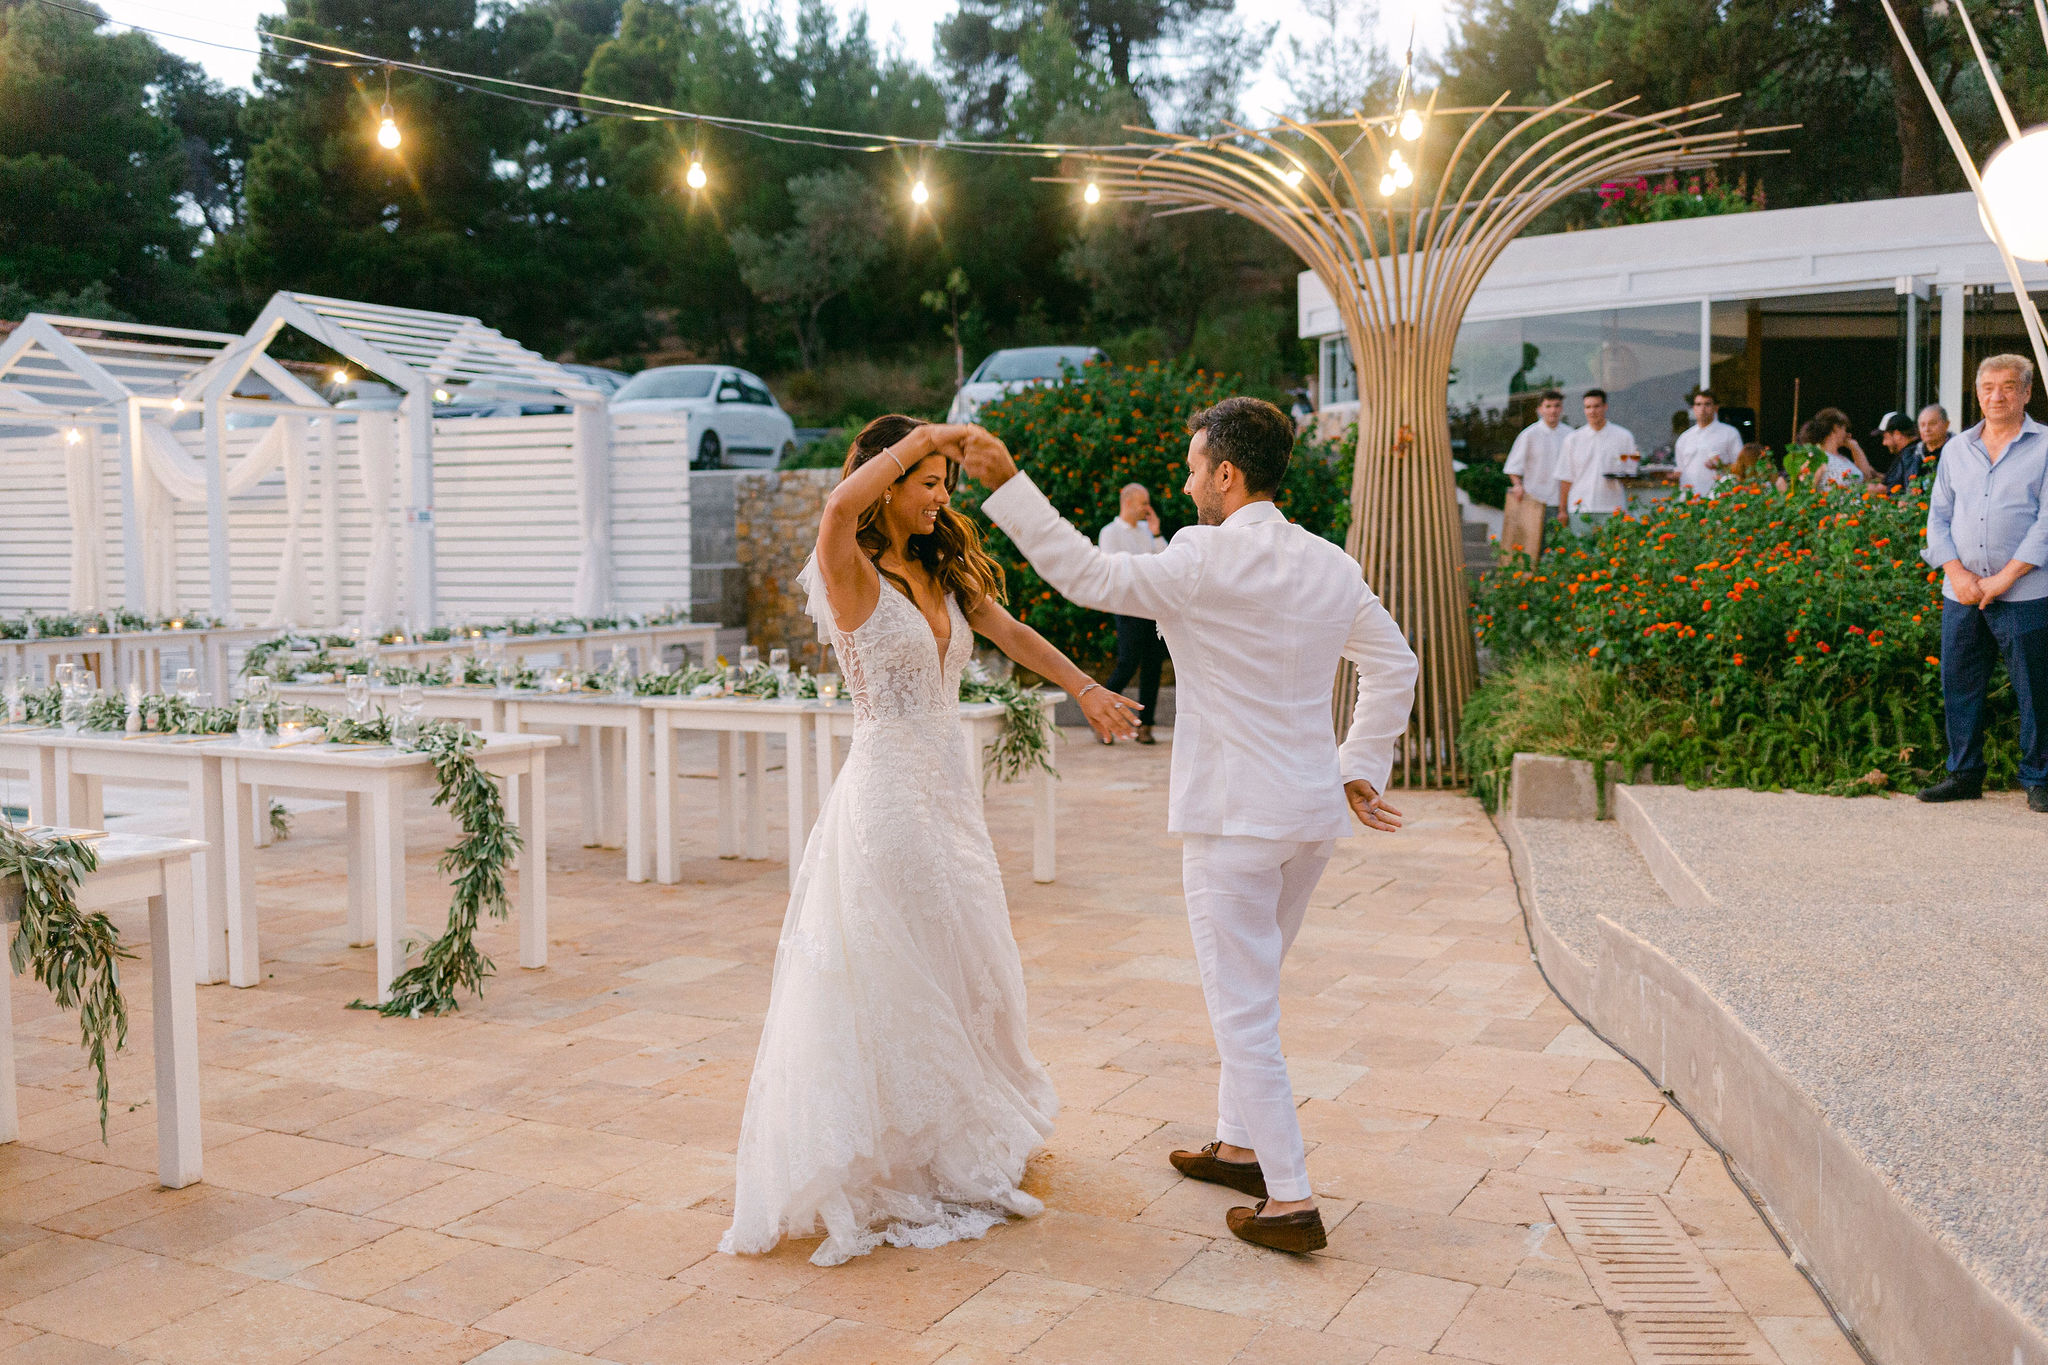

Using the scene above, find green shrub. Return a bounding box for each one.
[1456,454,1510,510]
[1465,475,2017,798]
[958,359,1352,669]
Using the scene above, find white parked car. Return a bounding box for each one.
[946,346,1105,423]
[609,365,797,469]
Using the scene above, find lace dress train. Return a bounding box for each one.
[719,562,1057,1267]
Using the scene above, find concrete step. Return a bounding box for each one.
[1502,753,2048,1365]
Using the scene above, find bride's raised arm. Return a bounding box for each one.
[814,423,973,631]
[964,596,1139,742]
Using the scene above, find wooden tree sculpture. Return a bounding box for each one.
[1059,87,1780,785]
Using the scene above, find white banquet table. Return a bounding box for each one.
[214,732,559,1004]
[1,830,208,1187]
[646,696,813,888]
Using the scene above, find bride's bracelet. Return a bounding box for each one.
[1075,683,1102,703]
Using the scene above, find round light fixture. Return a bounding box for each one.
[911,179,930,206]
[1083,182,1100,205]
[377,111,401,150]
[332,369,349,385]
[1399,109,1424,141]
[1283,167,1305,188]
[685,160,707,191]
[1978,127,2048,260]
[1379,172,1397,197]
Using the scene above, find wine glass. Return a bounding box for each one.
[174,667,202,710]
[237,698,265,745]
[344,672,371,721]
[53,662,76,695]
[611,649,637,699]
[60,688,87,734]
[739,645,760,673]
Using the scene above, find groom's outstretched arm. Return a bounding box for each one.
[1336,584,1419,798]
[979,470,1201,621]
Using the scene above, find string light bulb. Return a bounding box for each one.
[1083,181,1100,205]
[1379,171,1397,197]
[910,178,930,206]
[332,369,349,385]
[171,398,186,413]
[64,427,82,446]
[375,65,400,150]
[685,159,707,191]
[1399,108,1423,141]
[1282,167,1305,188]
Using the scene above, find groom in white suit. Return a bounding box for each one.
[959,397,1418,1253]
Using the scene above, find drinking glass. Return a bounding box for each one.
[244,674,274,706]
[611,654,637,699]
[173,667,202,709]
[724,664,743,695]
[237,699,265,745]
[815,673,841,702]
[344,672,371,721]
[278,703,308,742]
[53,662,76,695]
[739,645,760,673]
[396,682,426,748]
[60,689,87,734]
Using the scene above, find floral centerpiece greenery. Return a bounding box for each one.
[1,822,124,1133]
[1462,474,2017,804]
[958,359,1352,671]
[0,610,223,641]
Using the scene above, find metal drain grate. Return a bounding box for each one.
[1619,1313,1785,1365]
[1545,1193,1745,1314]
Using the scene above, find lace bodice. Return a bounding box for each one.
[830,574,970,727]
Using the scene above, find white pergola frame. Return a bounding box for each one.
[0,314,332,617]
[192,293,608,627]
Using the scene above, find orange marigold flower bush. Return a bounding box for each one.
[956,358,1351,668]
[1462,476,2020,800]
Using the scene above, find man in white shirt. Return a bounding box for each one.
[1099,484,1169,744]
[1555,389,1640,535]
[1672,389,1743,499]
[962,397,1417,1254]
[1501,388,1569,559]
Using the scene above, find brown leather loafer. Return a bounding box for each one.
[1134,725,1156,745]
[1227,1201,1327,1253]
[1168,1142,1267,1199]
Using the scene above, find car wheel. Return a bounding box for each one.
[696,430,723,470]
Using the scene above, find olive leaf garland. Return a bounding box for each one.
[0,821,127,1135]
[6,689,523,1117]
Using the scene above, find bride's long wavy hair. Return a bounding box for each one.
[843,415,1006,613]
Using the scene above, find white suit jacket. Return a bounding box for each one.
[984,474,1419,842]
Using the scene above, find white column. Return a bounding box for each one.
[1698,298,1712,390]
[404,389,436,628]
[1939,284,1966,420]
[203,395,231,619]
[118,401,144,613]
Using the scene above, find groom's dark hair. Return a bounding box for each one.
[1188,397,1294,496]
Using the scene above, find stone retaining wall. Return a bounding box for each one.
[734,468,837,671]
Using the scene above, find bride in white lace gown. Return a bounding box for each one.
[721,417,1137,1267]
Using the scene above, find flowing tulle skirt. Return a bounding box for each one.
[720,719,1057,1266]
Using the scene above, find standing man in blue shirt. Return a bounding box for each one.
[1918,354,2048,811]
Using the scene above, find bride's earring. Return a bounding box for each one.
[884,494,892,504]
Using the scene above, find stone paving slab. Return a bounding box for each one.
[0,736,1853,1364]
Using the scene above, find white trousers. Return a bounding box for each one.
[1181,833,1335,1202]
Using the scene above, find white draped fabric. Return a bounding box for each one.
[354,412,402,632]
[571,401,613,616]
[266,417,311,627]
[64,427,105,612]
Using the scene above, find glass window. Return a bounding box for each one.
[1449,303,1702,460]
[739,376,775,407]
[1320,336,1356,405]
[612,367,716,401]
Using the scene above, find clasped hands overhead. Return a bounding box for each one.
[919,423,1019,489]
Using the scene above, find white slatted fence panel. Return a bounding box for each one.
[609,411,692,615]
